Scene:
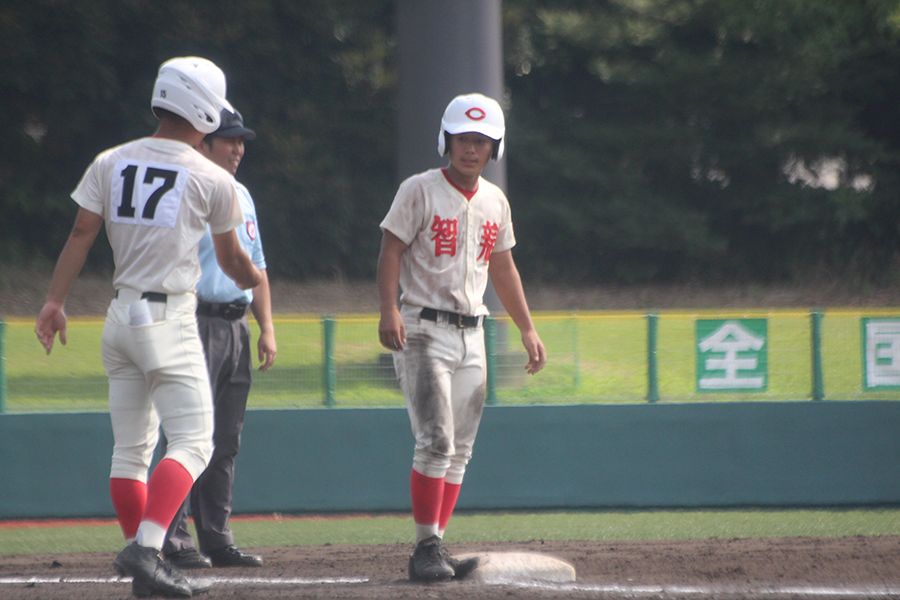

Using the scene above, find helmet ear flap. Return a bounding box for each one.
[437,130,450,157]
[492,138,504,162]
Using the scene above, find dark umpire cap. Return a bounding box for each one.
[214,107,256,140]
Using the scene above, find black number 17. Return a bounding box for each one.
[118,165,178,219]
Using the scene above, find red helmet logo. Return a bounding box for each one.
[465,107,486,121]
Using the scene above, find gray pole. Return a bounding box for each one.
[396,0,506,311]
[396,0,506,189]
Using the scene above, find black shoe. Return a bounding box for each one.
[408,535,454,582]
[206,546,263,568]
[132,573,213,598]
[165,548,212,570]
[441,546,480,580]
[113,542,192,598]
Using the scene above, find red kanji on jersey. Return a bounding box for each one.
[431,215,458,257]
[478,221,499,261]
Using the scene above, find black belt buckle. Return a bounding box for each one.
[116,290,167,303]
[420,307,480,329]
[141,292,167,303]
[199,302,247,320]
[459,314,482,328]
[222,302,248,320]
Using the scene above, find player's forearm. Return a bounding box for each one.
[46,248,87,306]
[489,253,537,334]
[46,209,103,305]
[494,276,537,335]
[377,269,400,314]
[376,232,406,314]
[213,230,263,290]
[221,254,261,290]
[250,269,275,334]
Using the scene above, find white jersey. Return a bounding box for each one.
[380,168,515,316]
[72,137,243,295]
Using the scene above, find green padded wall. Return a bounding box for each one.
[1,401,898,519]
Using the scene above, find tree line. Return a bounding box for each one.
[2,0,898,286]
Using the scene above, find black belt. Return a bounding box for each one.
[420,307,483,329]
[116,290,167,303]
[197,301,249,320]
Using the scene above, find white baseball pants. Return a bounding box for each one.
[102,289,214,483]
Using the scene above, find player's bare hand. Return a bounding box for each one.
[257,330,277,372]
[379,309,406,351]
[521,330,546,375]
[35,302,68,355]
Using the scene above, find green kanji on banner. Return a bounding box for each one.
[696,319,767,393]
[862,318,900,389]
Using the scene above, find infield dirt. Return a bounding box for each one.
[3,536,900,599]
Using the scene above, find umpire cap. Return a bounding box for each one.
[214,107,256,140]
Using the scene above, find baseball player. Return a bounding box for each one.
[377,93,547,581]
[163,106,274,570]
[35,57,262,598]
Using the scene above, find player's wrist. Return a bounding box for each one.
[42,299,65,311]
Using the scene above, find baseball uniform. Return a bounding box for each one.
[72,136,243,487]
[378,93,544,583]
[380,167,515,483]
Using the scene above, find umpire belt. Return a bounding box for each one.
[420,307,483,329]
[197,301,249,320]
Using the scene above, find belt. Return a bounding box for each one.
[116,290,167,303]
[197,301,249,320]
[420,307,483,329]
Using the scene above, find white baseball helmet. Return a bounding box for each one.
[151,57,234,134]
[437,93,505,161]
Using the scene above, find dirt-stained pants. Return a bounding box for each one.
[393,304,487,486]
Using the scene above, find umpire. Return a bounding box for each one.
[163,107,277,569]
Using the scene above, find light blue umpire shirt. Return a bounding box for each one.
[196,178,267,305]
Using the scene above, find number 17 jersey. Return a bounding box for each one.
[72,137,244,295]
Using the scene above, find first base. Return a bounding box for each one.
[454,551,576,584]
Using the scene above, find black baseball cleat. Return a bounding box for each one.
[113,542,193,598]
[132,572,213,598]
[164,547,212,569]
[408,535,454,582]
[206,545,263,568]
[441,546,480,580]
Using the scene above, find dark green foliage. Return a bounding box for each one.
[1,0,899,285]
[505,0,900,283]
[0,0,395,279]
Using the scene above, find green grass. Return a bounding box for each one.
[4,309,900,412]
[3,508,899,556]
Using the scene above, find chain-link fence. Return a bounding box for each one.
[2,309,899,413]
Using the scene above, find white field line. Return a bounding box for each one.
[507,580,900,597]
[0,575,368,585]
[2,576,900,597]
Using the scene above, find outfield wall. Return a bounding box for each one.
[1,401,899,519]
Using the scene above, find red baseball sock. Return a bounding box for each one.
[110,478,147,540]
[439,482,461,532]
[410,469,444,528]
[141,458,194,529]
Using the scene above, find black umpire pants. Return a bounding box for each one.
[163,312,252,555]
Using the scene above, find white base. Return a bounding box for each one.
[454,551,576,584]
